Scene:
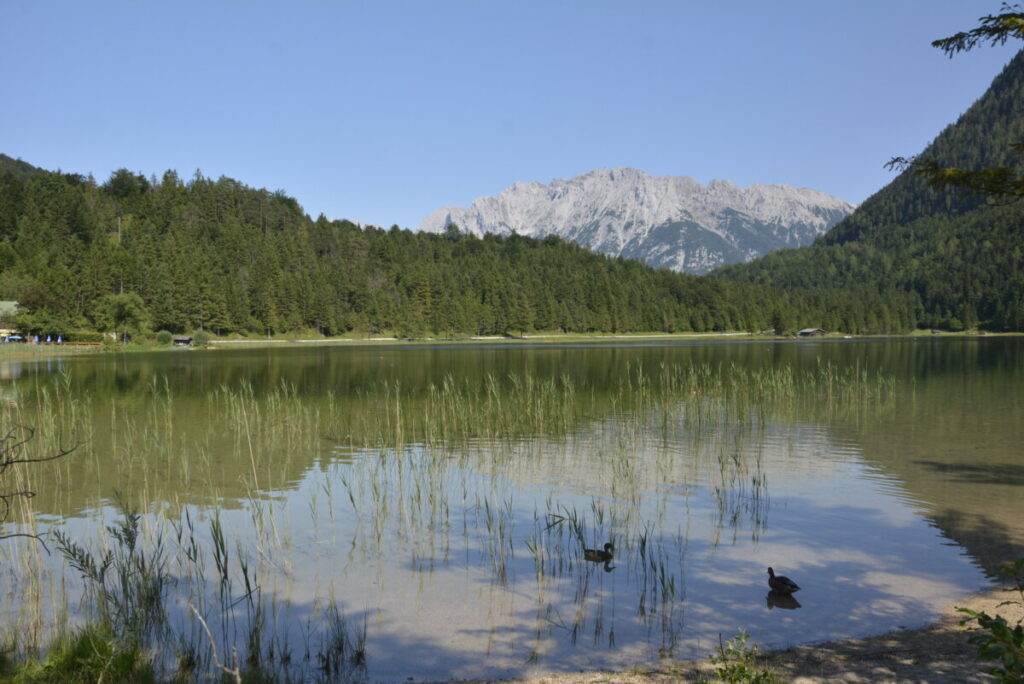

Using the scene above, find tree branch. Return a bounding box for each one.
[931,4,1024,56]
[0,532,50,554]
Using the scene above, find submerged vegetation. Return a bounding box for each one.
[0,360,899,680]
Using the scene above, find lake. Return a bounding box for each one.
[1,336,1021,681]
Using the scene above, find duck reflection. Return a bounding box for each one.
[766,590,802,610]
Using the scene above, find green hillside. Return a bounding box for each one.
[714,49,1024,332]
[0,154,45,181]
[0,165,793,337]
[15,40,1024,342]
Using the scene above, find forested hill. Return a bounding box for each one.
[714,49,1024,332]
[0,163,922,337]
[0,154,45,181]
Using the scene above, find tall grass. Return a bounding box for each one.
[0,360,897,678]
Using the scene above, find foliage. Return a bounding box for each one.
[154,329,173,346]
[14,625,155,684]
[717,47,1024,332]
[887,4,1024,200]
[0,154,44,182]
[94,292,148,342]
[13,309,70,337]
[707,630,781,683]
[958,558,1024,683]
[192,329,212,347]
[888,151,1024,199]
[0,164,922,337]
[52,501,170,644]
[932,3,1024,57]
[60,331,103,343]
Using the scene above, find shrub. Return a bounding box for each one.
[154,330,173,346]
[192,329,212,347]
[62,331,105,343]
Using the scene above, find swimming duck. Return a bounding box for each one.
[584,542,614,563]
[767,567,800,594]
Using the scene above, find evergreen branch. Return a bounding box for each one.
[886,155,1024,200]
[932,4,1024,56]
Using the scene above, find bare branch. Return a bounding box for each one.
[2,442,83,468]
[1,426,81,548]
[188,602,242,684]
[0,532,51,554]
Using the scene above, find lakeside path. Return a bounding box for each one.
[423,589,1021,684]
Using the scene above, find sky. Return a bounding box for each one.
[3,1,1020,229]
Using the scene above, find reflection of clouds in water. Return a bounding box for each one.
[7,359,1001,681]
[856,571,964,605]
[181,421,987,680]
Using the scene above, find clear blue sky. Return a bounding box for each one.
[2,1,1019,229]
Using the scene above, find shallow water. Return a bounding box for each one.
[1,337,1021,680]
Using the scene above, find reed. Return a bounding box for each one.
[0,359,898,678]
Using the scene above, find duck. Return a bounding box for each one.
[584,542,614,563]
[767,567,800,594]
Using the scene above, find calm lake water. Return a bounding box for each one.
[1,337,1022,681]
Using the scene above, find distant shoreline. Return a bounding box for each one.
[206,329,1018,348]
[209,331,754,346]
[0,330,1017,360]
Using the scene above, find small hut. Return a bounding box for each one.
[797,328,827,337]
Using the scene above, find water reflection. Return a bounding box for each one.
[766,591,802,610]
[0,338,1019,680]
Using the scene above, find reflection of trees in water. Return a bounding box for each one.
[8,358,896,520]
[1,355,908,674]
[827,345,1024,578]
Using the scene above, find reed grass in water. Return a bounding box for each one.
[0,360,896,678]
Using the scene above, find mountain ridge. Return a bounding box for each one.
[420,167,854,274]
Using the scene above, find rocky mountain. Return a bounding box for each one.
[419,168,854,274]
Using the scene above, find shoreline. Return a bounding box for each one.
[436,587,1020,684]
[1,330,1017,360]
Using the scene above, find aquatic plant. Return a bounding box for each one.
[707,629,781,683]
[0,359,903,678]
[959,558,1024,684]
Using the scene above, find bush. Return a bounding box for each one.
[61,331,105,343]
[192,330,212,347]
[154,330,173,346]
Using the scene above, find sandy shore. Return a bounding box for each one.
[430,588,1021,684]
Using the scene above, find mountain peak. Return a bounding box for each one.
[420,169,854,273]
